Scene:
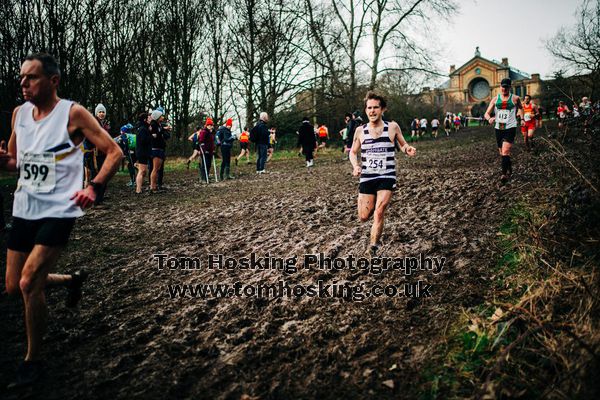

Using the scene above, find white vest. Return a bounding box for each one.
[13,100,84,219]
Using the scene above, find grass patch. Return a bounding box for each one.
[419,193,600,398]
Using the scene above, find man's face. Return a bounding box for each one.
[524,96,530,104]
[96,111,106,120]
[207,124,214,130]
[365,99,385,123]
[20,59,58,104]
[501,86,510,96]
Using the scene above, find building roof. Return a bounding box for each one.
[437,79,450,90]
[451,55,531,81]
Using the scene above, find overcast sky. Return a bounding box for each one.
[432,0,581,82]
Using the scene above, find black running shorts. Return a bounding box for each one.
[7,217,76,253]
[359,178,396,195]
[495,128,516,148]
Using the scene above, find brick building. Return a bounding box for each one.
[421,47,542,114]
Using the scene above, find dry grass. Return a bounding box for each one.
[421,121,600,399]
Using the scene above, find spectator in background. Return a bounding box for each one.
[92,103,111,204]
[149,107,169,191]
[198,118,216,183]
[217,118,235,179]
[298,117,317,170]
[250,112,269,174]
[135,112,152,194]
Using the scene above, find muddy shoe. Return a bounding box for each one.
[500,174,509,184]
[367,244,380,257]
[66,270,88,308]
[7,360,44,389]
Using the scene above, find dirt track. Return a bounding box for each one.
[1,127,545,399]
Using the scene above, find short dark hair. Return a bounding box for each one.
[138,112,149,122]
[524,94,531,100]
[24,53,61,79]
[364,91,387,108]
[345,113,352,119]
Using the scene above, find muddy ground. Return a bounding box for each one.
[1,127,556,399]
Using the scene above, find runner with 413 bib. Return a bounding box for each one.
[350,91,416,256]
[484,78,523,183]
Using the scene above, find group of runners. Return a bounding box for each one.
[410,117,440,138]
[409,113,474,139]
[556,96,598,134]
[1,52,596,390]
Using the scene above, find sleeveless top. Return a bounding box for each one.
[522,102,535,122]
[494,94,517,130]
[13,100,84,219]
[318,126,327,137]
[360,122,395,183]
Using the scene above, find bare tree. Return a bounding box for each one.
[367,0,456,90]
[546,0,600,99]
[227,0,262,128]
[331,0,371,100]
[298,0,345,95]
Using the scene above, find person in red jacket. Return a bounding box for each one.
[198,118,215,183]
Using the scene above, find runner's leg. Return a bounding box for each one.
[370,190,392,245]
[151,157,162,190]
[17,246,64,361]
[136,164,147,193]
[358,193,376,222]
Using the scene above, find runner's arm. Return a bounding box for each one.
[0,106,21,171]
[484,100,495,124]
[391,121,416,157]
[70,104,123,207]
[349,127,362,176]
[515,96,524,122]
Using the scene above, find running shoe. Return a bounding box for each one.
[7,360,44,389]
[66,270,88,308]
[367,244,379,257]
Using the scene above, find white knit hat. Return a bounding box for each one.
[151,109,163,120]
[95,104,106,115]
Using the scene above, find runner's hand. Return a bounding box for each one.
[0,140,12,167]
[405,146,416,157]
[489,117,495,125]
[352,165,361,176]
[71,186,96,209]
